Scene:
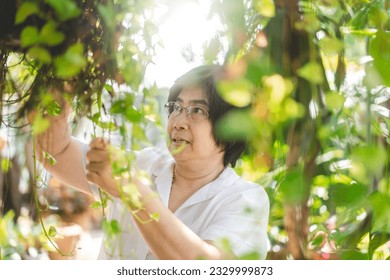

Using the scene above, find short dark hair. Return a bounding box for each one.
[168,65,247,167]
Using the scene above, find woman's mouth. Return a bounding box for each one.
[172,138,189,144]
[171,137,190,148]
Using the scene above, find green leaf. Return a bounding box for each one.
[351,145,386,177]
[64,43,86,66]
[368,5,388,29]
[89,112,117,130]
[110,96,134,113]
[43,151,57,166]
[27,46,52,64]
[318,36,344,56]
[254,0,275,18]
[110,96,142,123]
[283,99,305,119]
[48,226,57,238]
[20,26,39,48]
[45,0,81,22]
[55,43,86,78]
[104,84,114,95]
[369,232,390,258]
[313,175,330,187]
[97,3,117,30]
[46,102,62,116]
[295,13,321,33]
[0,211,15,245]
[370,30,390,86]
[309,232,325,249]
[297,62,324,84]
[95,120,117,130]
[40,93,55,106]
[90,201,102,209]
[217,79,253,107]
[279,167,306,204]
[39,94,62,116]
[1,158,11,172]
[329,183,367,207]
[32,114,50,135]
[325,91,345,112]
[15,2,40,24]
[124,107,142,123]
[39,21,65,46]
[103,219,121,237]
[215,109,258,140]
[369,192,390,233]
[348,3,370,30]
[341,250,369,260]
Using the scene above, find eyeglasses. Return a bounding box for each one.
[164,101,209,122]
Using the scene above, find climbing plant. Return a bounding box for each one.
[1,0,389,259]
[208,0,390,259]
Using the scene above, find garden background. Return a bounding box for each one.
[0,0,389,260]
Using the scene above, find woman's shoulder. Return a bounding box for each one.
[222,167,267,192]
[232,178,268,200]
[218,168,269,207]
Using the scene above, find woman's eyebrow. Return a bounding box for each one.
[176,97,208,106]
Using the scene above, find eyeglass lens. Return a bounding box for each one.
[165,102,208,121]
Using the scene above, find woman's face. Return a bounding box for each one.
[167,87,224,165]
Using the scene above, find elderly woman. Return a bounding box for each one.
[35,65,269,260]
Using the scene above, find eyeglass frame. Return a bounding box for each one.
[164,101,210,122]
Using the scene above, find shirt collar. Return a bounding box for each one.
[153,162,240,211]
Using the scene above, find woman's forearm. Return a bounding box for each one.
[130,182,224,260]
[38,137,92,195]
[34,118,71,164]
[32,98,92,195]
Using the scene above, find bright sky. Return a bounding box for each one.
[145,0,223,88]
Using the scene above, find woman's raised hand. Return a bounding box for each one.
[86,137,120,197]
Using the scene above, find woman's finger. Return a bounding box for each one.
[86,161,109,173]
[86,170,101,185]
[89,137,108,150]
[86,149,110,162]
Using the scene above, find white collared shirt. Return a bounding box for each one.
[85,146,269,259]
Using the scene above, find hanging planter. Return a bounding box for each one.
[0,0,159,259]
[1,0,118,120]
[0,0,157,125]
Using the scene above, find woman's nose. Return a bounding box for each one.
[172,111,190,130]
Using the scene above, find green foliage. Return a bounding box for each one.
[1,0,390,260]
[209,0,390,259]
[0,211,52,260]
[216,110,258,140]
[369,192,390,233]
[110,95,143,123]
[254,0,275,18]
[31,114,50,135]
[102,219,121,238]
[15,2,40,24]
[297,62,325,85]
[54,43,87,78]
[324,91,345,112]
[45,0,81,22]
[279,167,307,204]
[217,79,253,107]
[328,182,367,207]
[370,30,390,86]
